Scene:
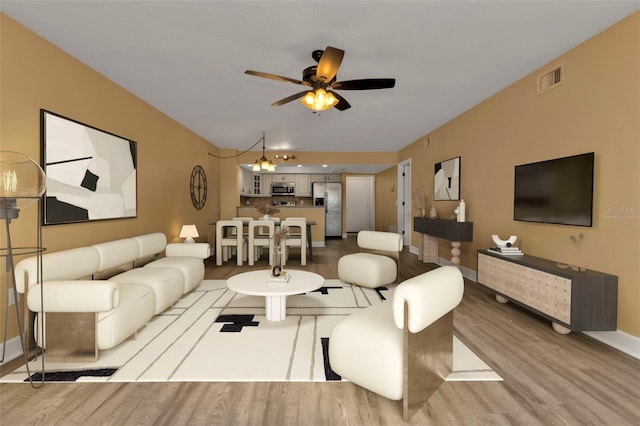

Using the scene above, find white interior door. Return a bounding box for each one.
[346,176,374,232]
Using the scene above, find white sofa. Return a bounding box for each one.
[15,232,210,361]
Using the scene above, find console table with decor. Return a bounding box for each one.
[414,217,473,266]
[476,249,618,334]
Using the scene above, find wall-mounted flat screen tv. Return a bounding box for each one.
[514,152,594,227]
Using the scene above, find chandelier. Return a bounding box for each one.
[300,88,338,111]
[252,133,275,172]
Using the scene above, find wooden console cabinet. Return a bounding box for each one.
[476,250,618,334]
[414,217,473,265]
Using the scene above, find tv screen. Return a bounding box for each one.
[514,152,594,227]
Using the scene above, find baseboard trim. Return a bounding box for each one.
[582,330,640,360]
[408,249,639,361]
[0,335,23,365]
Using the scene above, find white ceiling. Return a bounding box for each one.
[3,1,639,173]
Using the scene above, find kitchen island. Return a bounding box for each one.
[236,206,326,247]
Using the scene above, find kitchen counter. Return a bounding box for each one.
[236,206,325,246]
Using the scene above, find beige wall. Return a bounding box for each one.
[399,12,640,337]
[0,15,222,341]
[375,165,398,232]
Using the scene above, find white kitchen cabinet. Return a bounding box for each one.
[239,168,252,196]
[272,174,295,183]
[295,174,312,196]
[261,174,273,197]
[252,174,262,196]
[311,174,341,183]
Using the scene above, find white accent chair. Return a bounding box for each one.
[338,230,403,288]
[280,217,307,266]
[329,266,464,420]
[216,220,245,266]
[248,219,276,265]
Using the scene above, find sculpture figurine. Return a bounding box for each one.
[454,200,466,222]
[491,234,517,248]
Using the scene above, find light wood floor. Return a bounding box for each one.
[1,236,639,425]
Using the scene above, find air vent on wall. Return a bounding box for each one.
[537,64,564,94]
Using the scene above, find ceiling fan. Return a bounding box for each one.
[245,46,395,112]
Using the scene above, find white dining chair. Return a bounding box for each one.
[216,220,245,266]
[280,218,307,266]
[248,220,276,265]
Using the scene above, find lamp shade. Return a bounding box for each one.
[180,224,199,239]
[0,151,46,217]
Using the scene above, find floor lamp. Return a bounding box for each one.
[1,151,47,387]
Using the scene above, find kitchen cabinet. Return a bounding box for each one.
[252,174,262,196]
[295,174,312,196]
[261,174,273,197]
[311,174,341,183]
[239,168,252,196]
[272,174,295,183]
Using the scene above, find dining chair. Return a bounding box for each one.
[248,220,275,265]
[280,218,307,266]
[215,219,245,266]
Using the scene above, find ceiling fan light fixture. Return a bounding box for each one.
[301,88,338,111]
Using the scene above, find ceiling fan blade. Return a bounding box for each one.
[271,90,309,107]
[330,91,351,111]
[316,46,344,83]
[245,70,310,87]
[332,78,396,90]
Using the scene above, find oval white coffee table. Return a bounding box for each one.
[227,269,324,321]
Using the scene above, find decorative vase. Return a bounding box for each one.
[272,244,285,276]
[429,206,437,218]
[261,214,270,220]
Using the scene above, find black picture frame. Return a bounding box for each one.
[434,156,460,201]
[41,110,137,225]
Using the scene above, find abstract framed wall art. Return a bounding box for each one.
[41,110,137,225]
[434,156,460,201]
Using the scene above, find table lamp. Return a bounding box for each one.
[179,224,199,243]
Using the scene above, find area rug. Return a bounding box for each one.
[2,279,502,383]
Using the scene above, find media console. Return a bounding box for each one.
[476,250,618,334]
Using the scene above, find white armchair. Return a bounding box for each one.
[338,230,403,288]
[329,266,464,420]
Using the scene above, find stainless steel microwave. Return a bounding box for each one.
[271,182,295,195]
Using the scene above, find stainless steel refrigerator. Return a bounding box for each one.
[313,182,342,237]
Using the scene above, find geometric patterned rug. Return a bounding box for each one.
[1,279,502,383]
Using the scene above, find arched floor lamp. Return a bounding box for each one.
[1,151,46,387]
